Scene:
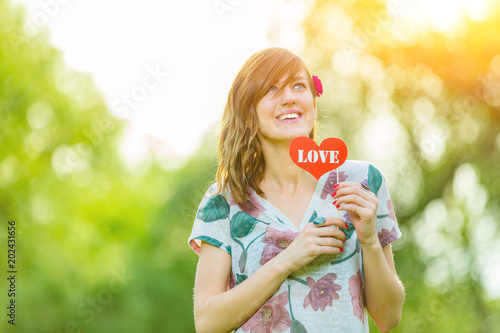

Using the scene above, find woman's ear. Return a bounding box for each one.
[313,99,316,109]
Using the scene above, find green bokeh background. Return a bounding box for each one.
[1,0,500,332]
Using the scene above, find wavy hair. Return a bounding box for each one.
[215,47,318,203]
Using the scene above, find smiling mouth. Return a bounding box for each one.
[277,113,300,120]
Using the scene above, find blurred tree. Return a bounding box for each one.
[0,0,212,331]
[294,0,500,332]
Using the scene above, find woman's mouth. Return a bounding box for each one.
[277,112,301,121]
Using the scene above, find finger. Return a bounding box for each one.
[316,244,344,255]
[312,217,344,228]
[338,203,360,214]
[316,223,347,243]
[316,226,347,242]
[333,193,368,209]
[334,181,358,188]
[312,216,327,226]
[315,236,344,248]
[338,203,373,220]
[332,183,375,202]
[323,217,349,229]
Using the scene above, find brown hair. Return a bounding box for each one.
[215,47,318,203]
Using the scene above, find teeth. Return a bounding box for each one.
[278,113,299,120]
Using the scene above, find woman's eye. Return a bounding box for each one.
[268,86,278,93]
[293,83,306,89]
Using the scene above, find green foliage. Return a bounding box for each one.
[1,0,500,332]
[300,1,500,332]
[0,1,216,332]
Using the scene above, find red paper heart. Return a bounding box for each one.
[289,137,348,180]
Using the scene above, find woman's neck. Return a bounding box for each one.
[259,139,316,195]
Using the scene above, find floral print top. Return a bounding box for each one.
[188,161,402,333]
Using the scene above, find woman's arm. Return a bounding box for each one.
[362,242,404,332]
[332,182,404,332]
[193,217,347,333]
[194,242,290,333]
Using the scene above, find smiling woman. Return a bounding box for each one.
[215,48,319,203]
[188,47,405,333]
[256,70,316,145]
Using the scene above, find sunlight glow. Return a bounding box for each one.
[421,0,463,32]
[462,0,490,22]
[392,0,492,39]
[16,0,280,163]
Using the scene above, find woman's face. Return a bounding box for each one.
[255,69,316,146]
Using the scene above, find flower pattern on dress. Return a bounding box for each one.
[344,210,352,224]
[196,194,230,222]
[303,273,341,311]
[189,162,402,332]
[260,227,299,265]
[378,227,398,247]
[367,165,383,194]
[320,170,348,199]
[348,269,364,322]
[241,291,291,333]
[230,190,266,219]
[229,271,236,289]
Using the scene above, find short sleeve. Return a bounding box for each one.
[188,183,232,256]
[367,164,402,247]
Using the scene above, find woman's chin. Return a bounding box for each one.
[283,129,313,141]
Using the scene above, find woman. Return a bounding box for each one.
[188,47,404,333]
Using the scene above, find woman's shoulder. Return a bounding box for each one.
[203,182,232,202]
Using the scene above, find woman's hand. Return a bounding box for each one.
[331,182,379,246]
[277,217,348,274]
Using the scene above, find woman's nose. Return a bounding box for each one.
[280,87,297,105]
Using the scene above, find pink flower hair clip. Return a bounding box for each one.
[312,75,323,97]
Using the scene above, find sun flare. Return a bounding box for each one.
[412,0,491,33]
